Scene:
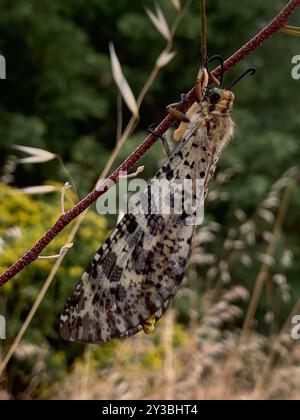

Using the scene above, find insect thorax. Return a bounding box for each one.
[187,89,235,150]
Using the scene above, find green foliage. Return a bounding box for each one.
[0,183,108,387]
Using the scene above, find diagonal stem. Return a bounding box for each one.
[0,0,299,287]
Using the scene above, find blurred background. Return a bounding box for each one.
[0,0,300,399]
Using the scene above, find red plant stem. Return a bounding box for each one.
[0,0,299,287]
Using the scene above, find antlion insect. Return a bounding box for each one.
[59,57,255,344]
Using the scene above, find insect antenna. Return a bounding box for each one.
[228,67,256,89]
[147,125,164,141]
[147,125,171,156]
[206,55,225,87]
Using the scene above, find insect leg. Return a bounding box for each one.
[166,104,190,122]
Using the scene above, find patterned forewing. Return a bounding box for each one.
[60,118,213,343]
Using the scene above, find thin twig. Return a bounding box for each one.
[116,92,123,144]
[119,166,145,179]
[281,24,300,36]
[163,310,175,399]
[200,0,207,66]
[0,0,299,287]
[55,155,78,199]
[60,182,72,215]
[38,243,73,260]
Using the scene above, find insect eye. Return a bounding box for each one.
[209,89,222,104]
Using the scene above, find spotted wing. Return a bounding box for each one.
[60,120,211,344]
